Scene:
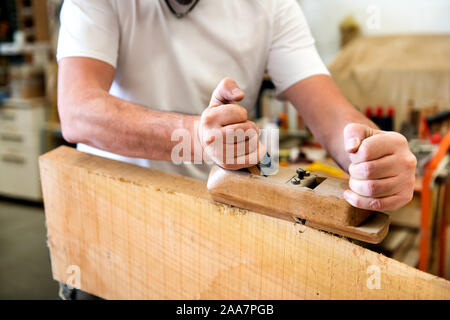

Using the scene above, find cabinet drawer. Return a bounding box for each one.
[0,153,26,165]
[0,106,46,131]
[0,152,41,200]
[0,131,24,143]
[0,130,41,154]
[0,108,32,129]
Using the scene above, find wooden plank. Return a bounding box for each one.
[39,146,450,299]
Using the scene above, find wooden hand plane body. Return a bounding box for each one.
[207,165,390,243]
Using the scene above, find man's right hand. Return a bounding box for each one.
[198,78,265,170]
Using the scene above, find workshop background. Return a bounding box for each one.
[0,0,449,299]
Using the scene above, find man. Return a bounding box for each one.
[57,0,416,297]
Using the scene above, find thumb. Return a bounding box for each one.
[343,123,379,153]
[209,77,245,107]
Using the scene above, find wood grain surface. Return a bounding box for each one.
[39,146,450,299]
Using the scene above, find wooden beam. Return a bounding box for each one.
[39,146,450,299]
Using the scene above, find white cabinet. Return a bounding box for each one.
[0,98,46,201]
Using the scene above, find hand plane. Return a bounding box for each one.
[207,158,390,244]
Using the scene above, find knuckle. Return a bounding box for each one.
[391,132,408,145]
[349,164,358,178]
[238,106,248,120]
[405,154,417,169]
[358,146,370,162]
[344,122,359,136]
[246,120,257,131]
[202,112,215,125]
[351,197,361,207]
[368,198,383,211]
[348,163,356,176]
[246,125,259,137]
[365,180,378,196]
[400,137,409,147]
[349,195,363,208]
[222,77,233,84]
[244,126,257,137]
[217,77,229,89]
[360,162,373,179]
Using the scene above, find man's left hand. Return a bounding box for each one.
[343,123,417,211]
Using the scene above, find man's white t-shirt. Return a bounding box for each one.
[57,0,329,180]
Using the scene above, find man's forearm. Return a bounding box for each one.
[284,75,377,171]
[60,88,199,161]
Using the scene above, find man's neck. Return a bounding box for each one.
[174,0,194,4]
[170,0,194,9]
[167,0,198,17]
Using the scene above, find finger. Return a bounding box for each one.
[236,142,266,164]
[343,123,380,153]
[234,133,259,157]
[221,142,266,170]
[349,132,407,164]
[343,189,413,211]
[222,136,259,160]
[348,175,406,198]
[202,104,247,127]
[348,154,398,179]
[222,121,260,144]
[205,132,259,162]
[209,77,245,107]
[214,133,260,163]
